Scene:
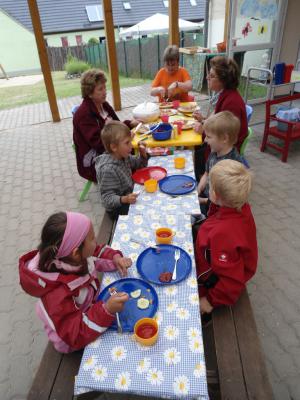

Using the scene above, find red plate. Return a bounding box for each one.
[132,166,167,184]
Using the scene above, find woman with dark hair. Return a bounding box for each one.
[193,56,247,180]
[73,69,139,182]
[194,56,247,151]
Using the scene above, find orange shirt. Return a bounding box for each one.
[152,67,191,102]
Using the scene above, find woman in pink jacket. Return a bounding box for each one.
[19,211,131,353]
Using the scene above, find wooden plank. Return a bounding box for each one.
[96,212,116,245]
[212,306,248,400]
[27,0,60,122]
[102,0,121,111]
[233,291,274,400]
[27,343,63,400]
[50,351,83,399]
[169,0,179,46]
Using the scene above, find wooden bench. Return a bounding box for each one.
[28,213,273,400]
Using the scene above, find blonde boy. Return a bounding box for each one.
[195,159,257,313]
[95,121,148,218]
[197,111,243,215]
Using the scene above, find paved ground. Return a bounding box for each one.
[0,75,44,88]
[0,86,300,400]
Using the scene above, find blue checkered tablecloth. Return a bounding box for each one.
[75,150,209,399]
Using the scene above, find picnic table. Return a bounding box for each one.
[131,103,202,150]
[75,150,209,399]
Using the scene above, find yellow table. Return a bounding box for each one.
[132,103,202,149]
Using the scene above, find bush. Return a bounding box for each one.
[88,37,99,45]
[64,58,90,75]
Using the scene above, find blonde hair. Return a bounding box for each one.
[203,111,240,146]
[209,159,252,210]
[81,69,107,98]
[101,120,131,153]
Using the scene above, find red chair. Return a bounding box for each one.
[261,93,300,162]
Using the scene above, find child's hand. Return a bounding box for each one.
[193,110,204,122]
[138,143,147,158]
[194,121,204,134]
[199,197,208,205]
[106,292,129,314]
[113,254,132,277]
[197,181,205,195]
[200,297,213,314]
[121,193,139,204]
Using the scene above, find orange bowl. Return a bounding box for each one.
[133,318,158,346]
[155,227,174,244]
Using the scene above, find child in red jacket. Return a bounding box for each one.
[195,159,257,314]
[19,211,131,353]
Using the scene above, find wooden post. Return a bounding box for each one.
[224,0,230,43]
[169,0,179,46]
[0,64,9,80]
[27,0,60,122]
[102,0,121,111]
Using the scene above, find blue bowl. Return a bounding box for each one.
[152,123,172,141]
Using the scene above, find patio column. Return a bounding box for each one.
[102,0,121,111]
[27,0,60,122]
[169,0,179,46]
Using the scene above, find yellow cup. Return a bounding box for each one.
[155,227,174,244]
[144,178,158,193]
[133,318,158,346]
[174,157,186,169]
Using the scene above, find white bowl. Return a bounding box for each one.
[133,102,160,123]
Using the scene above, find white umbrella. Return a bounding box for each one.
[119,13,201,38]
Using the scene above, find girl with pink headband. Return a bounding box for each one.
[19,211,131,353]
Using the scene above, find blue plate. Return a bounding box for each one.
[136,244,192,285]
[97,278,158,332]
[159,175,196,195]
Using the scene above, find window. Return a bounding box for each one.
[163,0,169,7]
[123,2,131,9]
[61,36,69,48]
[190,0,197,5]
[76,35,83,45]
[86,5,103,22]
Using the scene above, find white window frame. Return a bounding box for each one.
[123,2,131,10]
[86,5,103,22]
[163,0,169,8]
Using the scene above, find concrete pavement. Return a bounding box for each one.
[0,86,300,399]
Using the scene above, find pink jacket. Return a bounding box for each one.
[19,245,122,353]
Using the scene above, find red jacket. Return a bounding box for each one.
[195,203,257,307]
[215,89,248,151]
[73,97,131,182]
[19,244,122,353]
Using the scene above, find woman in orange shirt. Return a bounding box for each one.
[151,45,192,102]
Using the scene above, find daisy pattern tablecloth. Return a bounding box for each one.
[75,150,209,399]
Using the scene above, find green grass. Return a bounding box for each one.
[0,71,151,110]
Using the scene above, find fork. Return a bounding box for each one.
[109,288,122,334]
[172,249,181,280]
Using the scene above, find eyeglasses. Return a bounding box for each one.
[207,72,218,79]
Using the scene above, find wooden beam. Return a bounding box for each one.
[224,0,230,43]
[102,0,121,111]
[27,0,60,122]
[169,0,179,46]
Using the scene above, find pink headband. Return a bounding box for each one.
[53,212,91,272]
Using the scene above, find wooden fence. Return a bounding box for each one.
[47,45,87,71]
[46,32,203,78]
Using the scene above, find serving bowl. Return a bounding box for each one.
[152,123,172,141]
